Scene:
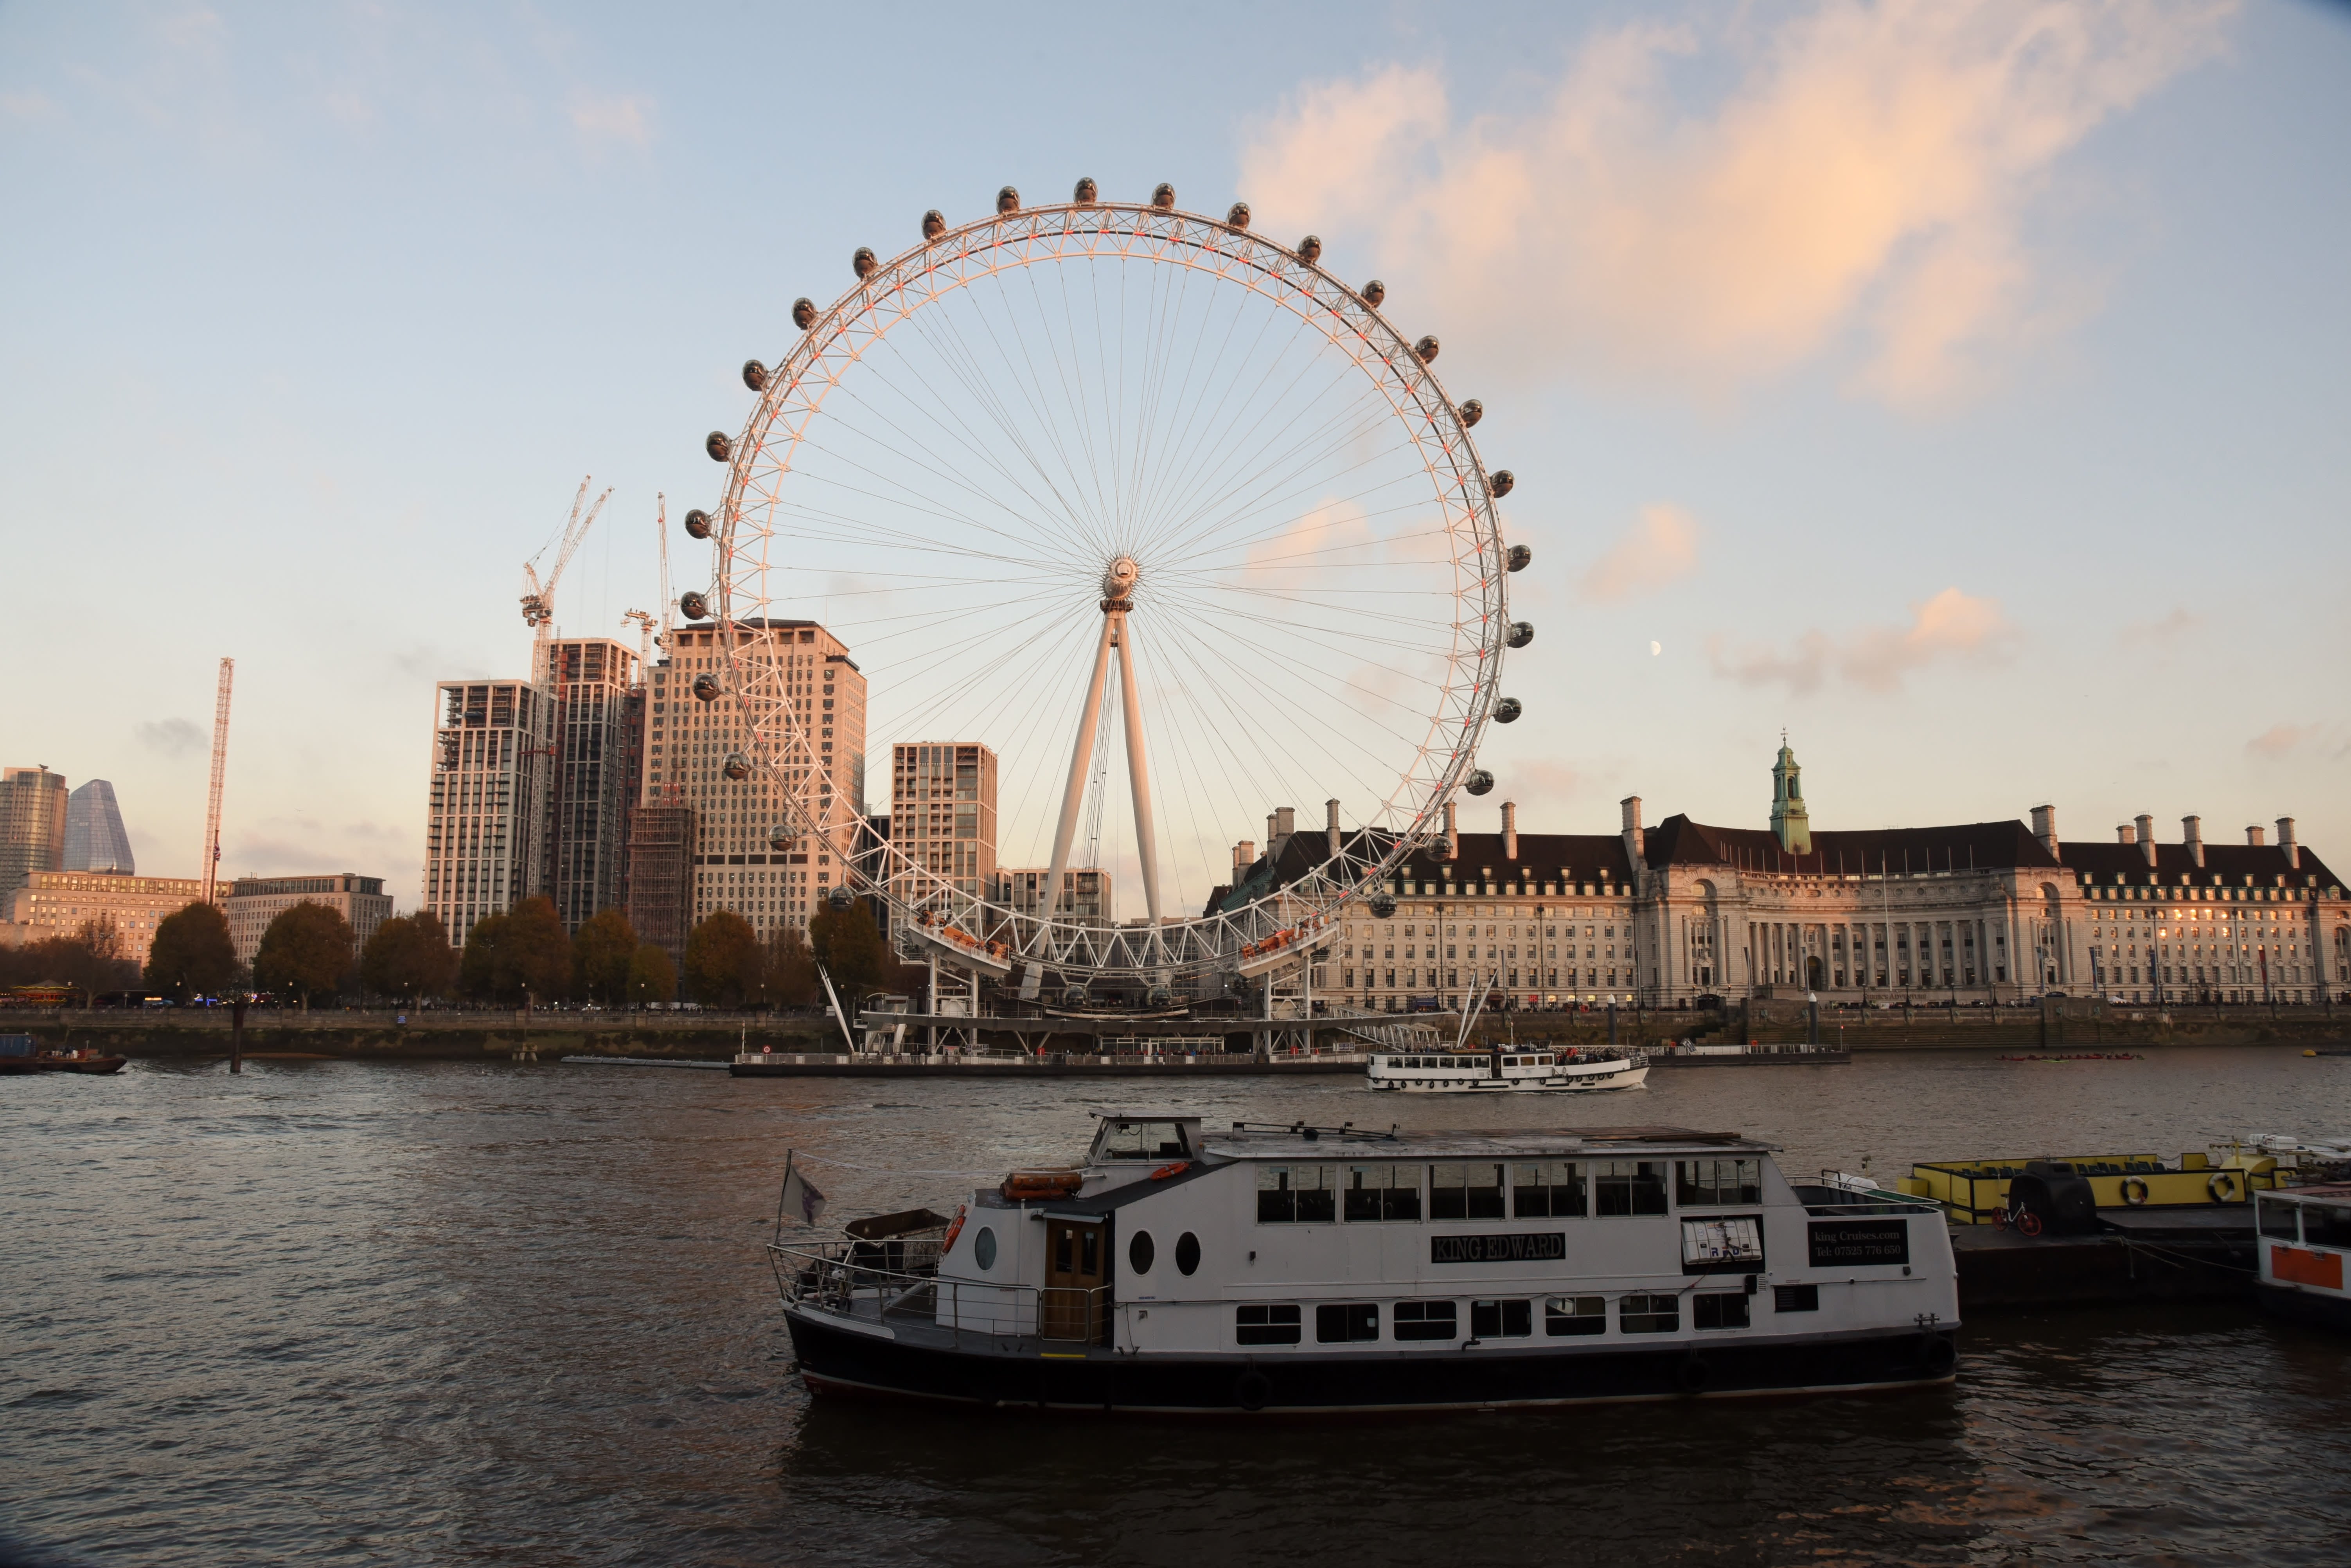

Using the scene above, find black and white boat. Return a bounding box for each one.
[770,1115,1959,1413]
[1367,1046,1647,1093]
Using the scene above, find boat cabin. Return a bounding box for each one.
[2255,1183,2351,1331]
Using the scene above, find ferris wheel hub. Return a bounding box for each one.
[1102,555,1141,602]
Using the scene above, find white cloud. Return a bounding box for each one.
[135,717,208,757]
[2245,723,2347,762]
[1237,2,2233,405]
[570,89,651,150]
[1708,586,2013,695]
[1580,503,1699,602]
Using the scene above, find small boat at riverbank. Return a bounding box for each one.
[0,1036,126,1075]
[1367,1046,1647,1093]
[768,1114,1958,1414]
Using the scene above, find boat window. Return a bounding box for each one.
[1545,1295,1606,1336]
[1592,1161,1669,1216]
[1316,1302,1379,1343]
[1258,1164,1338,1223]
[1236,1304,1301,1345]
[1128,1231,1155,1274]
[1100,1120,1188,1160]
[1393,1299,1458,1341]
[2256,1198,2298,1241]
[1772,1284,1819,1313]
[1677,1159,1762,1206]
[1431,1162,1507,1219]
[1343,1163,1423,1221]
[1693,1292,1751,1330]
[1471,1299,1532,1338]
[1513,1161,1586,1218]
[1175,1232,1201,1275]
[2303,1205,2351,1248]
[1619,1293,1680,1334]
[972,1227,997,1271]
[1681,1216,1765,1272]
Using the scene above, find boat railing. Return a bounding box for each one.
[768,1240,1112,1345]
[1791,1178,1943,1217]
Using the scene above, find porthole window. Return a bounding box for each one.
[972,1226,998,1271]
[1175,1231,1201,1275]
[1128,1231,1155,1274]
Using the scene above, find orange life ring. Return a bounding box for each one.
[942,1203,967,1252]
[1149,1161,1191,1181]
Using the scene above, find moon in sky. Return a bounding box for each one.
[1650,640,1662,656]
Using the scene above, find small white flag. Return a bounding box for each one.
[780,1158,828,1226]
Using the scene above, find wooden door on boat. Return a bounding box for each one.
[1042,1217,1106,1343]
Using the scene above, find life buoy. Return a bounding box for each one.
[1676,1352,1711,1394]
[1235,1370,1272,1412]
[2120,1178,2151,1207]
[942,1204,967,1253]
[2207,1171,2240,1203]
[1149,1161,1191,1181]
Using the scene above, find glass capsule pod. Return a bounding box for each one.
[742,360,768,392]
[1465,769,1495,796]
[705,431,732,462]
[1507,620,1534,648]
[683,509,712,540]
[1494,698,1522,724]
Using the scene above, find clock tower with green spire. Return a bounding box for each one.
[1770,732,1812,855]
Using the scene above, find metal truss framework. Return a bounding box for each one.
[706,199,1512,988]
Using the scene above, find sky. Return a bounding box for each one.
[3,0,2347,912]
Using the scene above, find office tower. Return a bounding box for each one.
[4,871,211,968]
[223,874,393,968]
[64,780,135,874]
[535,637,639,931]
[2,765,70,904]
[421,680,550,944]
[887,743,998,938]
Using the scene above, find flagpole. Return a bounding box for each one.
[775,1149,794,1244]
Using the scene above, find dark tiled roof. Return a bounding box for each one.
[2060,839,2338,889]
[1643,814,2057,876]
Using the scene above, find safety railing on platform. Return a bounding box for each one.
[769,1239,1112,1344]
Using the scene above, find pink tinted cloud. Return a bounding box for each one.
[1709,587,2014,695]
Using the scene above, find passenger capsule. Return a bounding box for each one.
[1459,398,1484,428]
[1494,698,1522,725]
[1362,279,1385,308]
[1488,469,1515,498]
[768,823,793,851]
[723,752,751,781]
[1369,893,1398,920]
[1146,985,1174,1009]
[851,246,877,281]
[691,674,721,703]
[827,884,854,911]
[1465,769,1495,797]
[679,591,710,620]
[1506,544,1532,573]
[996,185,1021,214]
[1226,201,1251,228]
[1297,234,1322,264]
[921,209,945,240]
[1151,182,1176,210]
[1062,985,1089,1009]
[793,297,818,331]
[1507,620,1534,649]
[741,359,768,392]
[705,431,732,462]
[1074,176,1099,204]
[683,509,712,540]
[1415,335,1440,364]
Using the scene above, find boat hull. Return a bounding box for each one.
[783,1309,1954,1413]
[0,1056,127,1074]
[2256,1282,2351,1332]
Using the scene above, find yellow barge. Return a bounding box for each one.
[1906,1150,2281,1225]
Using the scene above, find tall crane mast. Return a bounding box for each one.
[520,476,613,641]
[200,657,233,905]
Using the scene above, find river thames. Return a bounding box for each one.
[3,1048,2346,1566]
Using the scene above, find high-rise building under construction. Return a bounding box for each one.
[421,680,550,942]
[536,637,640,930]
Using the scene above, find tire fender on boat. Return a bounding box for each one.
[1918,1335,1957,1376]
[1235,1369,1272,1412]
[1676,1352,1710,1395]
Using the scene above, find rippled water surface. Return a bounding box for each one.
[4,1048,2348,1566]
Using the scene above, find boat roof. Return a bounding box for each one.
[2266,1184,2351,1202]
[1198,1125,1773,1159]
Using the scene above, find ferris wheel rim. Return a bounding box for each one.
[699,195,1512,985]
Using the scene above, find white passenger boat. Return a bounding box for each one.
[1368,1046,1648,1093]
[2255,1182,2351,1332]
[769,1115,1959,1413]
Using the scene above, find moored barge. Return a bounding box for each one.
[770,1115,1958,1413]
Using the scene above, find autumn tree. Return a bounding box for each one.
[145,902,240,1002]
[807,897,888,1003]
[0,921,139,1003]
[627,943,678,1006]
[684,910,761,1007]
[458,896,572,1004]
[763,923,818,1007]
[359,910,458,1002]
[253,901,356,1007]
[571,908,638,1005]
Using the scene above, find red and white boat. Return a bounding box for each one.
[2256,1183,2351,1331]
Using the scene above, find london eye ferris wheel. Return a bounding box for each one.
[687,179,1530,1000]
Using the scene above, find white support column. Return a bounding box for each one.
[1019,614,1118,1001]
[1113,613,1166,965]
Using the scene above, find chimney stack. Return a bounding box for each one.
[2135,814,2156,867]
[1443,800,1459,860]
[1325,798,1341,858]
[2246,825,2267,848]
[1501,800,1518,861]
[2182,815,2204,868]
[1234,840,1255,870]
[2116,825,2134,845]
[2030,804,2059,861]
[2278,817,2300,870]
[1621,795,1645,887]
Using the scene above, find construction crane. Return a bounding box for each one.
[618,494,670,680]
[200,657,233,905]
[520,476,613,639]
[620,609,656,665]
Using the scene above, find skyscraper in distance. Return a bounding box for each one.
[2,765,70,903]
[65,779,135,874]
